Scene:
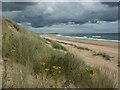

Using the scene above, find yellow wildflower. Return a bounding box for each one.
[40,61,46,66]
[11,49,16,52]
[52,66,61,71]
[45,68,49,71]
[3,58,10,62]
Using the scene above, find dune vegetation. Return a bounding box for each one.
[2,17,117,88]
[56,40,113,60]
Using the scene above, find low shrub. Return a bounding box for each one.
[51,42,67,51]
[92,52,112,60]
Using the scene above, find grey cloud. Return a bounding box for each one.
[2,2,118,28]
[2,2,37,11]
[2,0,120,2]
[101,2,118,7]
[31,21,118,33]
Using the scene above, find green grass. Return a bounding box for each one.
[2,17,116,88]
[44,38,67,51]
[39,53,116,88]
[73,45,92,51]
[57,40,92,51]
[44,38,53,42]
[56,41,68,45]
[2,17,54,70]
[92,51,113,60]
[51,42,67,51]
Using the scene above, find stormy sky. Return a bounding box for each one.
[2,1,119,33]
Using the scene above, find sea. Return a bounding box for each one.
[56,33,120,42]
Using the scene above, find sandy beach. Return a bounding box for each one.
[40,34,119,82]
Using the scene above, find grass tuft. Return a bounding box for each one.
[92,52,113,60]
[44,38,67,51]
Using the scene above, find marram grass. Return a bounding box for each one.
[2,17,116,88]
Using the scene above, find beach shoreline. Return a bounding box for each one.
[40,34,119,49]
[56,34,120,43]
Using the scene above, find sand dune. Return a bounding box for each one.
[40,34,119,82]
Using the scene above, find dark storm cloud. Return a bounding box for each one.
[101,2,118,7]
[2,2,37,11]
[2,2,118,28]
[118,3,120,20]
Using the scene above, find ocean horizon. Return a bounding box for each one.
[55,33,120,42]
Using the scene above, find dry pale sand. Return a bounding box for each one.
[40,34,119,82]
